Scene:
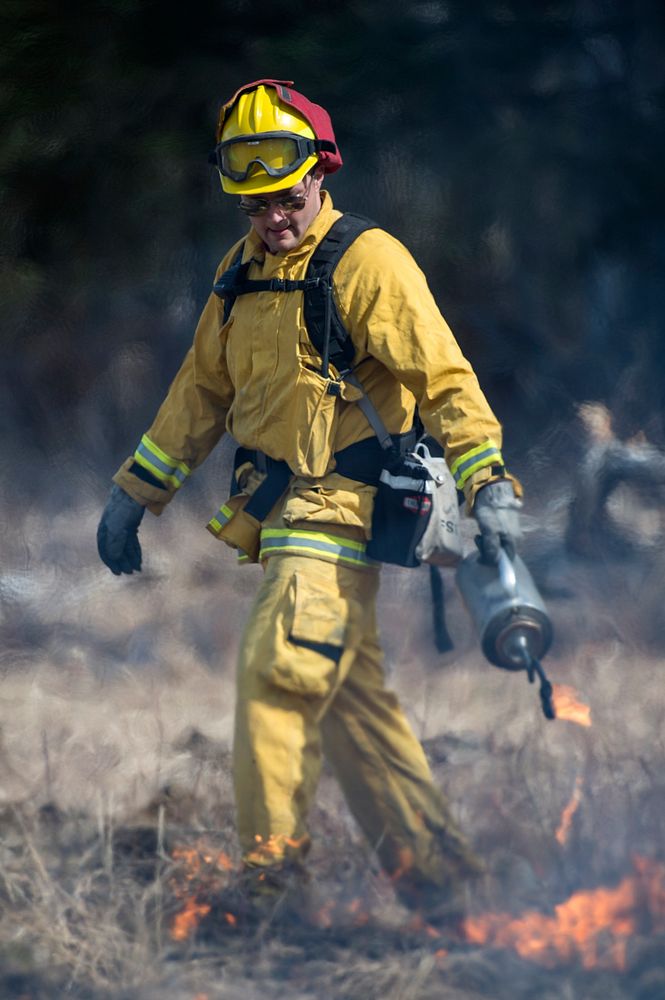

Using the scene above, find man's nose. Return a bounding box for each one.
[264,202,288,222]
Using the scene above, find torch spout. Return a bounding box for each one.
[503,631,556,720]
[531,656,556,721]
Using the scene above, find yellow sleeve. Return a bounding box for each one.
[334,228,511,502]
[114,247,240,513]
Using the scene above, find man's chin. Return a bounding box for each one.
[267,229,298,253]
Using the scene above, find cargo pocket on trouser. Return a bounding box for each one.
[263,569,360,699]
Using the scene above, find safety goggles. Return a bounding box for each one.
[213,131,334,183]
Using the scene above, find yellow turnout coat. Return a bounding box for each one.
[115,192,511,564]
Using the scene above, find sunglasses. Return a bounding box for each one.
[238,191,310,217]
[237,171,316,216]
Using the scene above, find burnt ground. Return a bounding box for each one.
[1,469,664,999]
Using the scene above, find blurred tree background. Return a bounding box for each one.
[1,0,664,501]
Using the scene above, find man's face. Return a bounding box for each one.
[240,170,324,254]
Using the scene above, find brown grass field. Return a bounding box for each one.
[1,466,664,999]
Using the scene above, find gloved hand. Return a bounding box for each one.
[97,484,145,575]
[473,479,522,565]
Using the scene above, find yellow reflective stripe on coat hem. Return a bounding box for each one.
[451,441,503,490]
[259,528,376,568]
[134,434,191,489]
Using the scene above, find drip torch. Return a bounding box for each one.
[455,549,556,719]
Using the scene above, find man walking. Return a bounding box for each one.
[97,79,521,926]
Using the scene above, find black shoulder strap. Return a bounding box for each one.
[303,213,377,376]
[214,246,249,324]
[213,246,322,324]
[211,213,378,368]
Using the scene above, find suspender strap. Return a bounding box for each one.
[214,254,247,324]
[304,213,377,377]
[344,373,394,452]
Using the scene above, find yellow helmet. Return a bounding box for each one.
[214,80,341,195]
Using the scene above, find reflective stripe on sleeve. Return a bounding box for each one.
[450,441,503,490]
[207,503,235,535]
[133,434,191,490]
[259,528,377,569]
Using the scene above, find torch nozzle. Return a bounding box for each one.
[503,631,556,720]
[529,655,556,721]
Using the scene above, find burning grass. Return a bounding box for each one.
[465,856,665,971]
[1,499,665,997]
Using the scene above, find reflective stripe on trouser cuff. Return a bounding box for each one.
[259,528,376,568]
[207,503,235,535]
[450,441,503,490]
[133,434,191,490]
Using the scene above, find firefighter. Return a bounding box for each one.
[97,80,522,925]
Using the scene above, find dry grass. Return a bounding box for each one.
[1,488,665,999]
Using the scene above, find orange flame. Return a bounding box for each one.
[171,897,211,941]
[312,896,373,929]
[169,840,236,940]
[552,685,592,726]
[172,844,235,875]
[464,856,665,971]
[556,776,583,845]
[215,851,235,871]
[245,832,309,866]
[172,846,202,878]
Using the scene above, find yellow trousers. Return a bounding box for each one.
[234,553,482,898]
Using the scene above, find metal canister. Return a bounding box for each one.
[455,550,553,671]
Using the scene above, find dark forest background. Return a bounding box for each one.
[2,0,664,504]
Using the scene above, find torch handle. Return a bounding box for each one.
[498,549,518,595]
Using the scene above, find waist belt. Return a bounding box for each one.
[232,448,293,522]
[233,430,416,523]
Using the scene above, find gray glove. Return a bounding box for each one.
[97,484,145,575]
[473,479,522,565]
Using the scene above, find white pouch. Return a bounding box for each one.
[412,443,464,567]
[366,442,463,568]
